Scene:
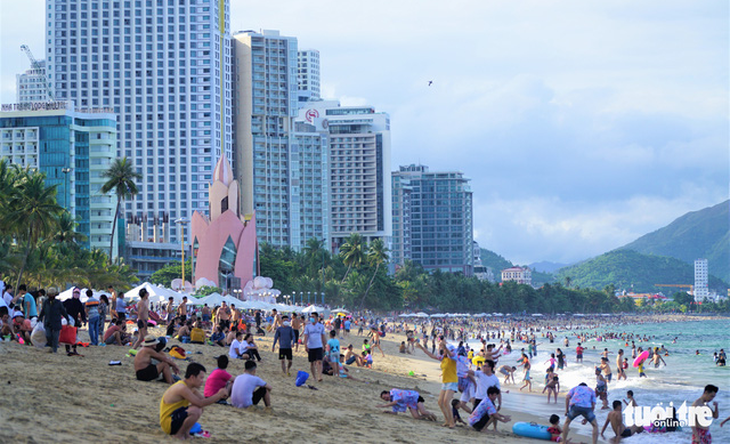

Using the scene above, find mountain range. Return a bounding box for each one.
[480,200,729,292]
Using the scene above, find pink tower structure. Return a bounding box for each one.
[191,156,257,290]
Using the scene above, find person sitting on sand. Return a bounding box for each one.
[104,319,126,345]
[134,335,180,384]
[451,399,467,425]
[243,333,262,362]
[230,361,272,409]
[210,325,225,347]
[159,362,228,439]
[601,400,643,442]
[228,331,250,360]
[547,414,571,442]
[0,306,14,339]
[468,386,511,432]
[562,382,598,444]
[203,355,233,402]
[378,389,437,421]
[344,344,364,366]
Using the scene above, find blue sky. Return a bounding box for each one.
[1,0,728,266]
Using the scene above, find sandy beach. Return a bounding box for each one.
[0,324,599,443]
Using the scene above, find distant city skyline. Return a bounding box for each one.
[2,1,727,265]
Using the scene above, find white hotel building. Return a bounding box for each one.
[46,0,233,258]
[296,101,391,251]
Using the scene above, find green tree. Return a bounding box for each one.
[358,238,389,309]
[100,157,141,263]
[339,233,364,282]
[2,172,64,290]
[150,259,193,287]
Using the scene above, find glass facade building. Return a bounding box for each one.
[391,164,473,275]
[232,30,300,248]
[0,101,117,254]
[46,0,233,259]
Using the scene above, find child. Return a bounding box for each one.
[638,361,647,378]
[547,414,566,442]
[624,390,637,407]
[519,361,532,392]
[451,399,467,425]
[399,341,407,354]
[543,375,560,403]
[595,368,609,409]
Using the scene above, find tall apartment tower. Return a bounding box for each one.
[391,164,473,275]
[694,258,709,300]
[296,101,392,252]
[297,49,320,104]
[46,0,233,258]
[17,61,50,103]
[232,30,299,248]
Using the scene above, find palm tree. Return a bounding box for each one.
[55,211,87,247]
[339,233,364,283]
[2,173,64,290]
[101,157,141,263]
[358,238,389,309]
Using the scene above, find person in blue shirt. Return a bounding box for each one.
[326,330,341,379]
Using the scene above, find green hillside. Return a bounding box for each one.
[619,200,729,282]
[479,248,513,274]
[556,249,729,293]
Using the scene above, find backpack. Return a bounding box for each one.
[169,345,187,359]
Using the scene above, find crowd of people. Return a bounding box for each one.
[2,282,728,441]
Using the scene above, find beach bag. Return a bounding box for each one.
[31,322,46,348]
[59,325,77,344]
[295,371,309,387]
[169,345,187,359]
[190,328,205,344]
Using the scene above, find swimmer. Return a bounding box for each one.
[623,390,637,407]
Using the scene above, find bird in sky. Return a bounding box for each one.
[428,80,433,86]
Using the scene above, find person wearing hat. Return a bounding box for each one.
[134,335,180,384]
[38,287,69,353]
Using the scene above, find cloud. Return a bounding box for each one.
[1,0,727,267]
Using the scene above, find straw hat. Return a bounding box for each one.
[142,335,159,347]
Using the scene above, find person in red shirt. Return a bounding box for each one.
[576,343,585,363]
[204,355,233,402]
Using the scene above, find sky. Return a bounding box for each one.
[1,0,728,266]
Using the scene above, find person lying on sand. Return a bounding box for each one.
[160,362,228,439]
[134,335,180,384]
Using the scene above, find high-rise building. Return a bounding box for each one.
[391,164,472,275]
[46,0,233,259]
[231,30,298,248]
[292,121,330,249]
[694,258,709,300]
[297,49,320,104]
[0,101,116,254]
[297,101,392,252]
[17,60,50,103]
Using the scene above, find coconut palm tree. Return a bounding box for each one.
[358,238,389,309]
[101,157,140,263]
[339,233,364,283]
[2,172,64,290]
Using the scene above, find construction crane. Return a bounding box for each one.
[20,44,54,101]
[655,284,693,295]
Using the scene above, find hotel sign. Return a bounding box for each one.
[1,102,69,112]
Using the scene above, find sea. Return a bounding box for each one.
[469,319,729,443]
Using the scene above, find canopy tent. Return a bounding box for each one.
[330,308,350,314]
[398,313,416,318]
[531,313,544,317]
[430,313,446,318]
[414,312,429,318]
[57,287,107,303]
[126,282,185,304]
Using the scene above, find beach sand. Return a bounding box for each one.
[0,326,596,443]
